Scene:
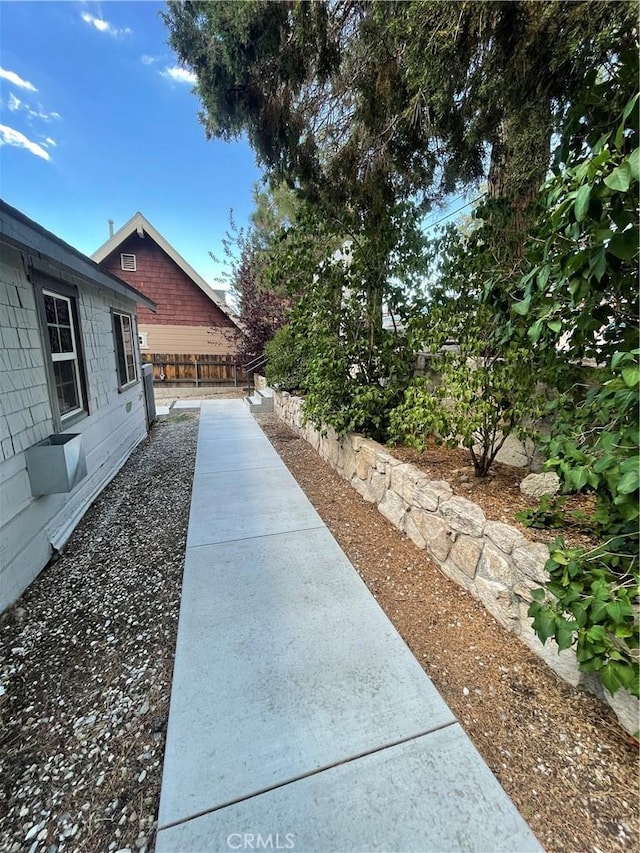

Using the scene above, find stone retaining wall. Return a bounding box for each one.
[274,391,638,735]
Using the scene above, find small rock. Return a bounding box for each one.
[519,472,560,498]
[25,822,44,842]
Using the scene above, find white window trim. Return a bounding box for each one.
[43,289,84,421]
[120,253,137,272]
[113,311,138,389]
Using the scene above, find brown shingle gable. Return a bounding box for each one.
[100,233,236,328]
[91,211,242,331]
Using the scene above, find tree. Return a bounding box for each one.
[162,0,436,344]
[164,1,634,332]
[389,220,546,476]
[214,183,300,363]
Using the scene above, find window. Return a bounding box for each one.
[113,312,138,388]
[120,253,136,271]
[43,290,85,419]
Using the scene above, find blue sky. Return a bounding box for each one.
[0,1,262,288]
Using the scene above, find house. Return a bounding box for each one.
[0,200,156,611]
[91,212,243,357]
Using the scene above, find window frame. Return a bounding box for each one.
[33,278,89,431]
[112,309,139,390]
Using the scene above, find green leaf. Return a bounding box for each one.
[611,351,627,369]
[537,265,551,290]
[574,184,591,222]
[555,618,575,651]
[547,319,562,333]
[608,229,638,261]
[533,609,556,645]
[621,365,640,387]
[528,319,544,342]
[590,248,607,282]
[586,620,607,639]
[605,601,628,625]
[604,161,631,192]
[622,92,640,123]
[629,148,640,181]
[599,662,622,695]
[512,297,531,316]
[617,468,640,495]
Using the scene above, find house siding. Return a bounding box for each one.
[100,234,235,329]
[138,323,240,355]
[0,244,148,611]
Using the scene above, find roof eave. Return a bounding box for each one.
[0,200,157,312]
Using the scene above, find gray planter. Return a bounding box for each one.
[25,433,87,496]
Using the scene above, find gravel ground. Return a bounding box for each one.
[1,404,637,853]
[0,411,199,853]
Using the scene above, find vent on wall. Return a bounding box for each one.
[121,253,137,271]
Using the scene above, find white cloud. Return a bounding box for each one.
[81,11,131,37]
[141,55,156,66]
[3,94,61,122]
[0,124,51,161]
[0,67,37,92]
[42,136,57,148]
[161,66,197,85]
[29,107,61,122]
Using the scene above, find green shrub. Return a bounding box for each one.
[264,323,309,393]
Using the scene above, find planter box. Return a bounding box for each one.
[25,433,87,496]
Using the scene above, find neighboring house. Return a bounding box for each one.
[91,212,243,356]
[0,200,156,611]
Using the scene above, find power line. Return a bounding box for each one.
[423,193,486,232]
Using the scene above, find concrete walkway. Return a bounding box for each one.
[156,400,542,853]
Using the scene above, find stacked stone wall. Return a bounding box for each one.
[274,391,638,735]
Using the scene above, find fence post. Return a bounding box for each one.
[233,357,238,387]
[194,358,199,388]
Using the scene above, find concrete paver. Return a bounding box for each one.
[194,435,282,474]
[158,527,455,828]
[173,400,202,410]
[157,400,543,852]
[157,726,540,853]
[186,465,324,548]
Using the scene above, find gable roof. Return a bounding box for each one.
[91,211,241,329]
[0,200,156,311]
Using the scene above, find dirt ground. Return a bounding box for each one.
[391,442,596,550]
[256,413,639,853]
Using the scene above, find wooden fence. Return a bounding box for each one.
[141,353,248,387]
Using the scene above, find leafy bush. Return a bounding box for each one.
[264,323,309,393]
[515,496,568,530]
[513,49,639,696]
[389,342,544,476]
